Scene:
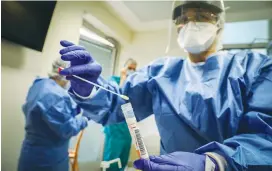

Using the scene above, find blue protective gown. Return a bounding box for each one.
[18,78,88,171]
[75,51,272,171]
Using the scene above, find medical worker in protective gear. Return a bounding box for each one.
[59,0,272,170]
[18,59,89,171]
[103,58,137,171]
[110,58,137,86]
[120,58,137,86]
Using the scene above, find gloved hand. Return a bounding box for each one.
[133,152,218,171]
[76,106,82,115]
[59,40,102,97]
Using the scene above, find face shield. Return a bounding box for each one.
[165,0,225,55]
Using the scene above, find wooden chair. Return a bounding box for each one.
[69,130,85,171]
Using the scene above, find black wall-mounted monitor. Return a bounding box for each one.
[1,1,56,51]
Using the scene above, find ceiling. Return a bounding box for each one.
[123,1,173,22]
[105,1,272,32]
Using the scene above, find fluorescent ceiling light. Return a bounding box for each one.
[80,27,114,47]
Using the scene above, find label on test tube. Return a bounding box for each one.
[121,103,149,159]
[127,121,149,159]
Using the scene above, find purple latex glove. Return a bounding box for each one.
[76,105,81,115]
[59,40,102,97]
[133,152,218,171]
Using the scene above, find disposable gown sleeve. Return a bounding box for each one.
[71,65,154,126]
[42,95,88,139]
[196,58,272,171]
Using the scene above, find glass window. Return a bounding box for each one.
[222,20,269,45]
[79,27,116,79]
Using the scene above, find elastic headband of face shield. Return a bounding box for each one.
[165,0,226,54]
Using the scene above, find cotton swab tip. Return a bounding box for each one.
[120,95,129,100]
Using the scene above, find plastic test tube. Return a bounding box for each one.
[121,103,149,159]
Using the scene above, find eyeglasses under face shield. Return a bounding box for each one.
[174,8,219,26]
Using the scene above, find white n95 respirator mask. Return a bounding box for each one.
[177,22,218,54]
[127,69,135,76]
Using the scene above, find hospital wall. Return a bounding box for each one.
[1,1,131,171]
[119,28,187,68]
